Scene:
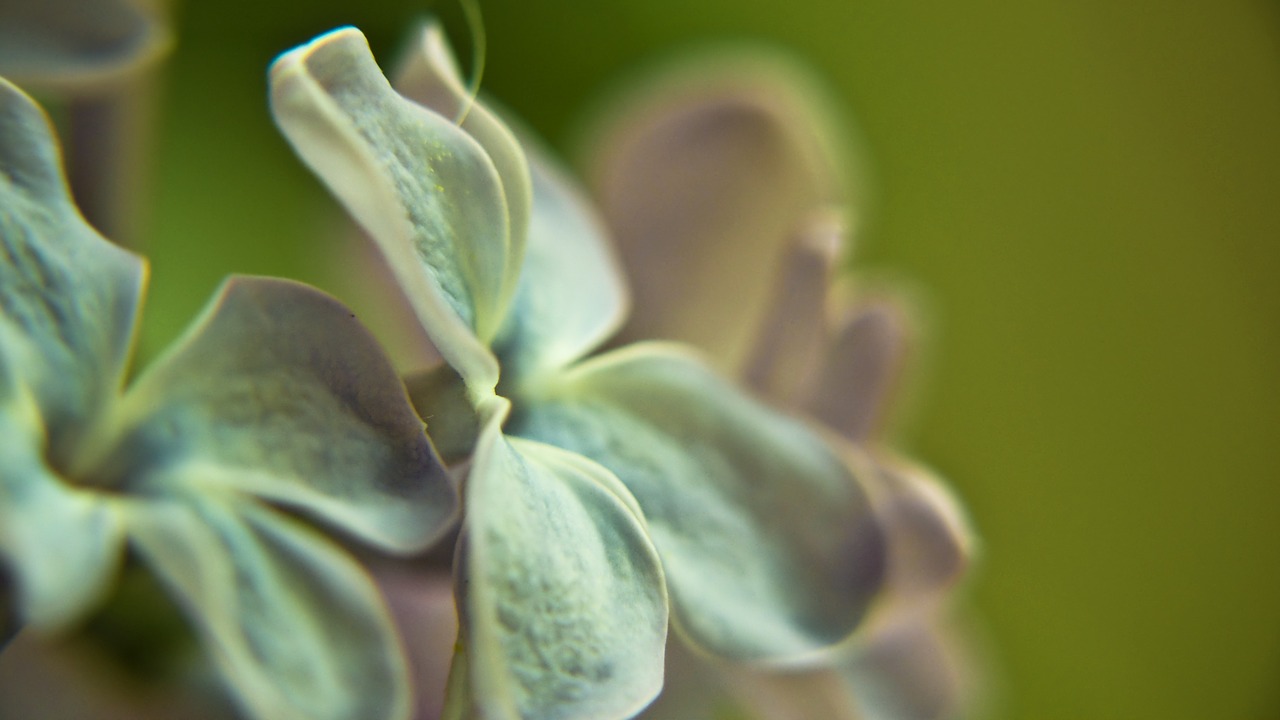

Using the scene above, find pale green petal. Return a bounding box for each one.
[493,138,630,380]
[393,21,531,289]
[510,343,885,663]
[441,642,478,720]
[126,495,411,720]
[0,77,145,463]
[270,27,511,390]
[0,0,171,91]
[584,57,845,373]
[0,400,123,630]
[454,399,667,720]
[98,277,457,555]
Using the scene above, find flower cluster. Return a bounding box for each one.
[0,8,974,720]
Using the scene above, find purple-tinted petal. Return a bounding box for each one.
[585,56,845,373]
[805,298,913,443]
[742,210,845,407]
[0,0,171,91]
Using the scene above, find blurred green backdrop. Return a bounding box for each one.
[135,1,1280,718]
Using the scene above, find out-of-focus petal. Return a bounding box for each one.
[0,77,145,462]
[869,460,974,622]
[270,28,513,390]
[585,57,844,373]
[0,0,171,92]
[395,23,628,380]
[510,343,885,663]
[0,394,123,630]
[125,496,412,720]
[805,298,911,444]
[95,277,457,555]
[742,210,844,407]
[636,638,860,720]
[377,568,458,720]
[843,620,968,720]
[451,400,667,720]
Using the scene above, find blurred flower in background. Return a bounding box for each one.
[583,53,977,720]
[0,0,172,245]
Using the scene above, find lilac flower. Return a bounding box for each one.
[271,25,889,720]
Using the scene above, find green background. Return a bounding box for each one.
[135,1,1280,718]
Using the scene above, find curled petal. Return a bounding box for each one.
[99,277,457,555]
[511,343,886,663]
[585,56,845,373]
[126,496,412,720]
[0,77,145,463]
[393,21,532,275]
[452,399,668,720]
[0,0,171,91]
[270,27,514,390]
[395,22,628,379]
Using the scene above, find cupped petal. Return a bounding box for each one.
[270,27,512,390]
[125,494,412,720]
[452,398,667,720]
[584,56,845,373]
[0,0,171,91]
[508,343,886,663]
[96,276,457,555]
[0,77,145,462]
